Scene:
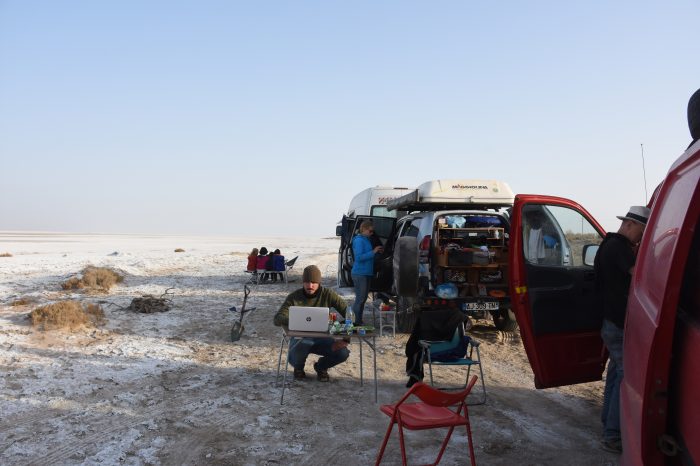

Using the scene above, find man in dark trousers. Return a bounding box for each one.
[273,265,349,382]
[595,205,650,453]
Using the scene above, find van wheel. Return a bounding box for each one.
[394,237,418,297]
[396,296,418,333]
[493,308,518,332]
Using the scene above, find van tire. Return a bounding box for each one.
[396,296,418,332]
[493,308,518,332]
[394,237,419,297]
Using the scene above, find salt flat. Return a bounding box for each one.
[0,232,616,465]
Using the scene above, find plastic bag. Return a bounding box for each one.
[445,216,466,228]
[435,283,458,299]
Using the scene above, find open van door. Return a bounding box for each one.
[338,215,397,291]
[509,195,607,388]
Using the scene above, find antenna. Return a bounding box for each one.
[640,143,648,203]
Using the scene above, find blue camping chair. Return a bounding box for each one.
[418,326,486,405]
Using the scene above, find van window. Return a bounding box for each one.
[371,217,396,244]
[464,215,505,228]
[400,218,422,238]
[371,206,396,218]
[522,204,602,266]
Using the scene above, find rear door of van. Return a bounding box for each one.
[509,195,607,388]
[338,215,397,292]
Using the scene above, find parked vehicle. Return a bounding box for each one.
[338,179,535,331]
[336,185,413,287]
[345,185,414,219]
[509,139,699,464]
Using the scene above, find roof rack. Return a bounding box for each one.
[387,179,514,212]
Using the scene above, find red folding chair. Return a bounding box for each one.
[375,375,478,466]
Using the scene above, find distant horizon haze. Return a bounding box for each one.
[1,1,698,236]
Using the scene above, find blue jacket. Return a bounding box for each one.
[351,234,375,276]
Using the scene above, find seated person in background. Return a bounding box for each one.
[257,247,270,281]
[265,248,277,282]
[271,249,285,282]
[246,248,259,272]
[273,265,349,382]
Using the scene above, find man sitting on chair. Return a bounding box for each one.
[273,265,350,382]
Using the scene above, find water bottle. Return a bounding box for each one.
[345,306,355,335]
[328,311,336,333]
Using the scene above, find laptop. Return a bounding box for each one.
[288,306,330,332]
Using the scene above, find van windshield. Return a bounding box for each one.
[371,206,397,218]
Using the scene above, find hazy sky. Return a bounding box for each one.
[1,1,698,237]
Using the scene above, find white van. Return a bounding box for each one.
[346,185,414,218]
[339,178,555,332]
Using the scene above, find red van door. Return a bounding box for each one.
[509,195,607,388]
[620,145,700,466]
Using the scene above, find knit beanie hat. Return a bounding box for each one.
[302,265,322,283]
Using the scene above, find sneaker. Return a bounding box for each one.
[313,362,330,382]
[293,368,306,380]
[601,438,622,453]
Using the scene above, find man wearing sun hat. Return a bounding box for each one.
[594,205,651,453]
[273,265,350,382]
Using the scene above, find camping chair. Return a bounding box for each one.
[418,326,486,405]
[244,270,258,284]
[375,376,478,466]
[285,256,298,271]
[277,256,298,283]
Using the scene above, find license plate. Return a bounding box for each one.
[463,301,499,311]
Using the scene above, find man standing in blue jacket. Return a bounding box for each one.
[351,220,383,326]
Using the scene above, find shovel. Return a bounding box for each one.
[229,284,256,342]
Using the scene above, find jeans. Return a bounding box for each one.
[352,274,371,325]
[288,337,350,371]
[600,319,624,441]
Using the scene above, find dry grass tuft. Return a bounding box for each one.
[10,297,36,307]
[61,266,124,292]
[0,252,12,257]
[29,301,105,330]
[174,248,185,253]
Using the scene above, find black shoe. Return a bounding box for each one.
[601,438,622,453]
[313,362,330,382]
[293,368,306,380]
[406,376,421,388]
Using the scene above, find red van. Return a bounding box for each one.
[508,139,700,464]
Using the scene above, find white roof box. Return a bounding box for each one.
[387,179,514,212]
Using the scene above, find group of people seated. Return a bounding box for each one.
[247,247,285,282]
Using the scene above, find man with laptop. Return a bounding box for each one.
[273,265,350,382]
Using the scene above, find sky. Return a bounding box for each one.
[1,1,699,237]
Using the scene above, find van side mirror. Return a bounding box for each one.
[336,225,343,236]
[583,244,599,266]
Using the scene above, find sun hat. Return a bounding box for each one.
[617,206,651,225]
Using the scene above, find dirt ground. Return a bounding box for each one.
[0,234,619,465]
